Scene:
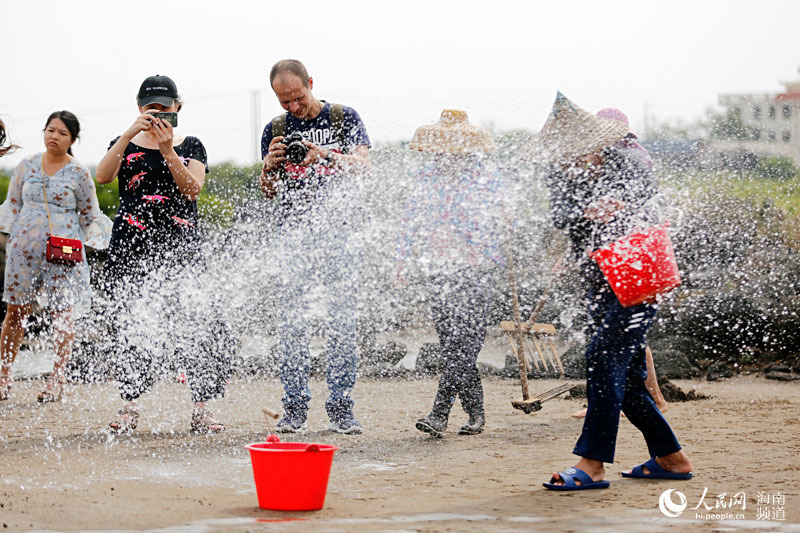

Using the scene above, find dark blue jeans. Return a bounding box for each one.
[573,282,682,463]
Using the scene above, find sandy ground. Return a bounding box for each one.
[1,373,799,533]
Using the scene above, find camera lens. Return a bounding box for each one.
[285,132,308,164]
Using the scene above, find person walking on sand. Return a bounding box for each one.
[0,111,111,402]
[96,75,230,434]
[397,110,509,438]
[259,59,371,434]
[570,108,667,419]
[539,93,692,490]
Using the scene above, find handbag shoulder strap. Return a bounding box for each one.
[40,154,55,236]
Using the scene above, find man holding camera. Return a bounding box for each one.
[259,59,371,434]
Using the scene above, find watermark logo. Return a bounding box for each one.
[659,489,688,517]
[657,488,786,521]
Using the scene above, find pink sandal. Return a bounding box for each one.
[191,408,224,434]
[37,374,65,403]
[109,405,140,433]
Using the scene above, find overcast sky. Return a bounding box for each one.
[2,0,799,169]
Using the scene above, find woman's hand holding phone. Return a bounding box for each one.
[147,113,175,155]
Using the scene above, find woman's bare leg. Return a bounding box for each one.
[0,304,31,372]
[0,304,32,399]
[37,308,75,401]
[50,308,75,378]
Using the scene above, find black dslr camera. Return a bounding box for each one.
[284,132,308,164]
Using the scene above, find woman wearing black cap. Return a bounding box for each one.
[96,75,229,434]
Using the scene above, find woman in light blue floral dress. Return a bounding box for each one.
[0,111,111,402]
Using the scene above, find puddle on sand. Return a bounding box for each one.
[73,517,258,533]
[357,462,404,471]
[41,512,800,532]
[122,457,253,490]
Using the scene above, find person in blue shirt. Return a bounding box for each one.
[259,59,371,434]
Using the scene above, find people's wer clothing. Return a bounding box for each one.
[0,153,111,313]
[546,145,682,464]
[108,307,232,404]
[260,102,370,223]
[573,283,681,463]
[104,136,208,282]
[274,225,361,424]
[397,160,508,276]
[546,147,659,274]
[428,269,495,411]
[97,135,227,404]
[262,100,369,424]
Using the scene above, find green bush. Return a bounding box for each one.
[0,172,9,203]
[204,161,262,202]
[755,156,799,180]
[197,193,235,228]
[95,180,119,217]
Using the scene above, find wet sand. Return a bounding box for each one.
[0,375,798,532]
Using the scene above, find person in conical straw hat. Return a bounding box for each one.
[538,91,628,163]
[569,108,666,420]
[397,109,508,438]
[539,93,693,490]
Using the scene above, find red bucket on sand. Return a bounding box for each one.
[589,222,681,307]
[245,440,339,511]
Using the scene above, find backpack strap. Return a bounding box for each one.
[329,103,348,154]
[271,114,287,139]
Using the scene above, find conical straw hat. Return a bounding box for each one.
[409,109,497,154]
[538,92,628,161]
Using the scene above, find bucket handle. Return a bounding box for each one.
[304,444,321,452]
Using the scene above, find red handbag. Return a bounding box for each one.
[46,235,83,265]
[42,168,83,266]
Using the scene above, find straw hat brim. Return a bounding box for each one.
[409,110,497,154]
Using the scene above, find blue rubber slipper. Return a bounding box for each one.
[543,467,610,491]
[621,458,693,480]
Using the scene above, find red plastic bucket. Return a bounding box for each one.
[589,222,681,307]
[245,441,338,511]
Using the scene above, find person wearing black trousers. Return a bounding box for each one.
[397,109,508,437]
[96,75,230,434]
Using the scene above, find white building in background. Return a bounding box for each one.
[717,69,800,165]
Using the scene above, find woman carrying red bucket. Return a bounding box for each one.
[539,93,693,490]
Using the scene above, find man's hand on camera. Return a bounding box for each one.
[264,136,287,173]
[299,140,328,167]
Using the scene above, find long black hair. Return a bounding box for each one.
[0,118,19,157]
[44,110,80,156]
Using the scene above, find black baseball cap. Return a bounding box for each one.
[137,75,179,106]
